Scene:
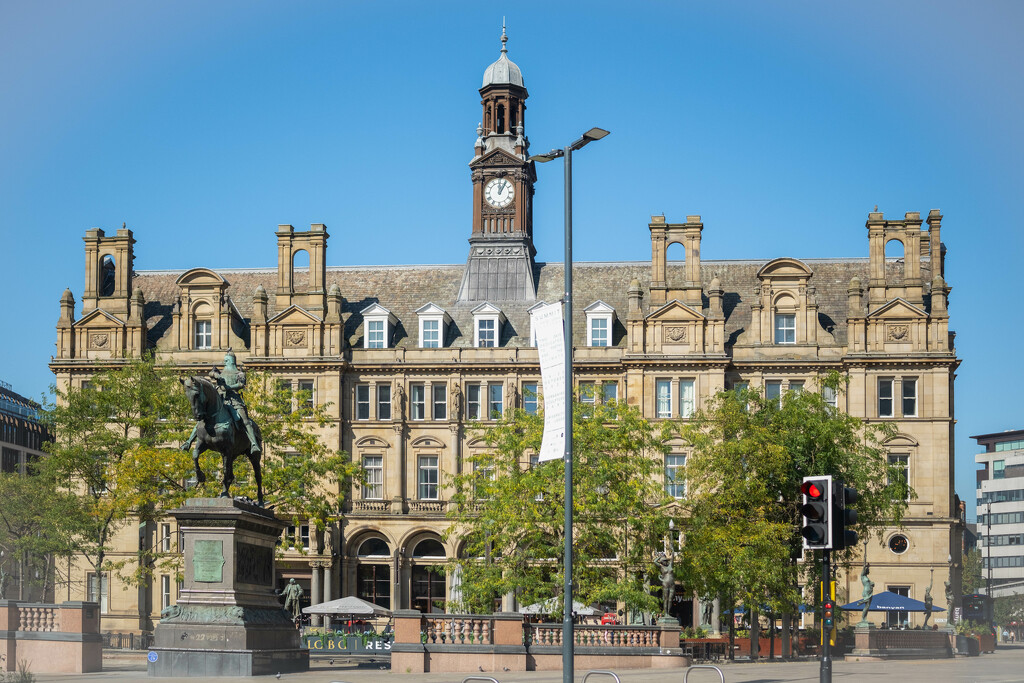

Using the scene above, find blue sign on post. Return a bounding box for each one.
[148,651,159,663]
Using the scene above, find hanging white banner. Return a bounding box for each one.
[530,302,566,462]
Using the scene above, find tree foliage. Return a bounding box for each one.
[42,355,360,586]
[445,393,677,617]
[679,372,912,618]
[961,547,983,595]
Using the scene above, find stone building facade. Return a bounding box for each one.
[50,32,960,633]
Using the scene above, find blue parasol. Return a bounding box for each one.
[840,590,945,612]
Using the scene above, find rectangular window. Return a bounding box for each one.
[377,385,391,421]
[590,318,609,347]
[362,455,383,499]
[432,384,447,421]
[888,454,909,500]
[679,379,695,418]
[474,462,495,499]
[356,384,370,420]
[765,380,782,406]
[994,460,1006,480]
[161,575,171,611]
[367,320,385,348]
[902,378,917,417]
[822,385,838,409]
[488,384,503,419]
[656,380,672,418]
[878,378,894,417]
[421,319,440,348]
[885,586,910,628]
[774,313,796,344]
[602,381,618,403]
[580,381,597,405]
[194,320,212,349]
[467,384,482,420]
[87,572,109,614]
[411,384,426,421]
[477,319,496,347]
[300,524,310,550]
[298,380,315,413]
[789,381,804,394]
[160,523,172,552]
[666,454,686,498]
[418,455,439,500]
[277,379,293,414]
[523,383,539,415]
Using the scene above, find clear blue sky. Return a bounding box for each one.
[2,1,1021,521]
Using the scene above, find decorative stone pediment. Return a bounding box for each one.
[268,305,323,325]
[174,268,227,288]
[76,308,126,328]
[756,257,813,279]
[866,298,927,320]
[411,436,444,449]
[355,436,389,449]
[885,433,919,448]
[472,148,522,168]
[646,300,705,323]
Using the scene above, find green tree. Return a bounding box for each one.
[445,392,677,617]
[42,355,195,587]
[962,547,983,595]
[679,373,912,651]
[0,467,84,599]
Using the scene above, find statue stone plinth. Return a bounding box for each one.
[148,498,309,677]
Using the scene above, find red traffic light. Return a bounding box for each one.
[801,480,825,499]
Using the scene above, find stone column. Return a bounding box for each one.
[310,562,322,628]
[322,560,334,629]
[712,597,721,636]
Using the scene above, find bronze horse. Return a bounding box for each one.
[180,376,264,505]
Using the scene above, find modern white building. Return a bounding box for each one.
[974,429,1024,592]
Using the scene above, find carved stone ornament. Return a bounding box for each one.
[888,324,909,341]
[666,326,688,343]
[89,332,109,349]
[285,329,306,347]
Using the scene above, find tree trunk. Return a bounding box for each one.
[781,611,792,658]
[750,606,760,661]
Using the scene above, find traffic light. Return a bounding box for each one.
[831,482,859,551]
[800,476,832,549]
[823,598,835,630]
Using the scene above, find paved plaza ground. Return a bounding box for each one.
[24,645,1024,683]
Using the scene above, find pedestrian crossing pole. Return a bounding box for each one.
[821,548,832,683]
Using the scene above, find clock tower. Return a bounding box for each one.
[458,26,537,302]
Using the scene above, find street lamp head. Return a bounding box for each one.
[529,149,564,163]
[583,127,610,142]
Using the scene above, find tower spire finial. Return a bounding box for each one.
[500,18,508,54]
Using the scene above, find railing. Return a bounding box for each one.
[528,623,661,649]
[409,500,447,514]
[17,604,60,632]
[352,500,390,513]
[423,615,493,645]
[102,632,154,650]
[873,629,949,650]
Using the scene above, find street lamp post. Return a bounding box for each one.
[531,127,609,683]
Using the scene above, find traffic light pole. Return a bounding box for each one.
[821,548,832,683]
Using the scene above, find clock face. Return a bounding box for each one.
[484,177,515,208]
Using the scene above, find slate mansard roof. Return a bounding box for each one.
[132,256,929,353]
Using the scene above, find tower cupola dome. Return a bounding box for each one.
[482,25,524,88]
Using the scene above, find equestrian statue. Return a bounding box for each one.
[180,350,264,505]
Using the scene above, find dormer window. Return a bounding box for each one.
[527,301,549,346]
[361,303,397,349]
[472,303,505,348]
[584,301,616,347]
[415,303,452,349]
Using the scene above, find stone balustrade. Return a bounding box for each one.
[0,600,102,673]
[391,609,687,674]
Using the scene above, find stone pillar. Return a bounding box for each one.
[323,562,333,625]
[712,597,721,636]
[310,562,322,628]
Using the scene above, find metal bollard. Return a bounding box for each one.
[683,664,725,683]
[582,671,622,683]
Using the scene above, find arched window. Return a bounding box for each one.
[355,536,391,609]
[412,538,446,559]
[496,104,506,134]
[885,238,905,283]
[410,536,447,613]
[100,255,116,297]
[192,302,213,350]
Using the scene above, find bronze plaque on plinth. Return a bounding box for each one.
[193,540,225,583]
